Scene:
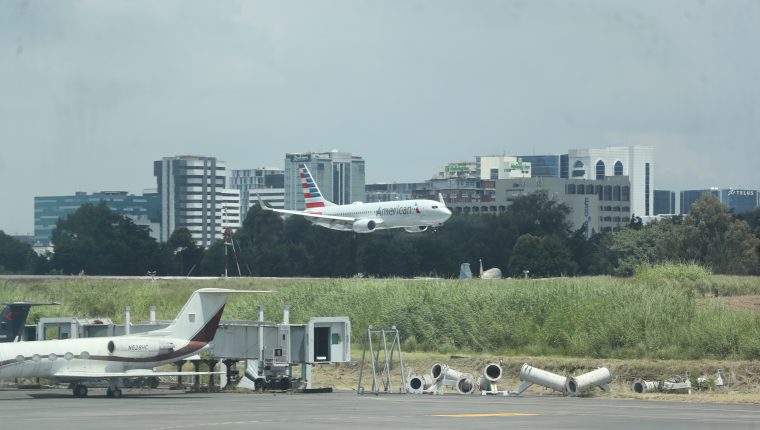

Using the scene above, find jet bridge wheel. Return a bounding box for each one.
[73,384,88,397]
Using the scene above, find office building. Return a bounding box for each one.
[654,190,677,215]
[434,162,478,180]
[680,188,759,215]
[476,155,531,179]
[229,167,285,222]
[566,146,654,218]
[154,155,239,248]
[517,154,569,178]
[284,151,365,210]
[34,191,160,246]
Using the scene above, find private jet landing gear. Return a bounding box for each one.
[106,379,123,398]
[72,384,88,397]
[106,387,123,398]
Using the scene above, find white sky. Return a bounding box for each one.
[1,0,759,234]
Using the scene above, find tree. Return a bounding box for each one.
[0,231,37,273]
[51,202,163,275]
[684,195,760,274]
[165,228,203,276]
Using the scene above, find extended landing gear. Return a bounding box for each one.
[72,384,88,397]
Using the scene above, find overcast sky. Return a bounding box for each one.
[1,0,759,235]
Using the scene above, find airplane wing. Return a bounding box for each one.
[54,369,222,379]
[257,194,355,222]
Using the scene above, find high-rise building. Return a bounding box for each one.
[33,191,160,246]
[229,167,284,222]
[566,146,654,218]
[680,188,758,215]
[154,155,239,248]
[654,190,677,215]
[284,151,365,210]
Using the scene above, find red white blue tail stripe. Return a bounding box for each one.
[299,163,332,209]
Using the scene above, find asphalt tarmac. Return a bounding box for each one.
[1,388,758,430]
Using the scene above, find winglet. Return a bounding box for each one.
[257,193,273,210]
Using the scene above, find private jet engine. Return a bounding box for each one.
[107,339,175,358]
[352,219,377,233]
[404,226,428,233]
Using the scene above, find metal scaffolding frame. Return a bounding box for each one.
[357,326,406,395]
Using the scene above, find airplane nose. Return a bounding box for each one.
[441,206,452,219]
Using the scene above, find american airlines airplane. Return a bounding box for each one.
[259,163,452,233]
[0,288,265,398]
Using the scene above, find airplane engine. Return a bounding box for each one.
[107,339,175,358]
[404,226,428,233]
[352,219,377,233]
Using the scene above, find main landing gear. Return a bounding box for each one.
[106,387,123,398]
[70,380,123,398]
[72,384,88,397]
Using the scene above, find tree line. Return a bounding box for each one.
[1,192,759,277]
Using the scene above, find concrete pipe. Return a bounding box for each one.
[431,363,462,383]
[483,363,503,382]
[517,363,568,394]
[407,374,434,394]
[566,367,612,397]
[631,379,658,394]
[456,374,476,395]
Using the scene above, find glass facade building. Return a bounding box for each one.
[34,191,159,245]
[654,190,676,215]
[680,189,758,215]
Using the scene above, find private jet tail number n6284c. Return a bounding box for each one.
[0,288,268,398]
[259,163,452,233]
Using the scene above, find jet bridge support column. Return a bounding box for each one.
[174,361,186,389]
[207,359,219,392]
[192,360,202,390]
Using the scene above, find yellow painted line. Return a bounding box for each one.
[429,412,539,418]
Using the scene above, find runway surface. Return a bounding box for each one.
[1,388,758,430]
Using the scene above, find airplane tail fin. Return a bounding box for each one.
[298,163,335,208]
[0,304,30,343]
[159,289,269,342]
[1,302,59,343]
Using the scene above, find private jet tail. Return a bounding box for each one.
[0,302,59,343]
[298,163,335,208]
[152,288,268,342]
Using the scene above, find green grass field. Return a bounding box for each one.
[2,265,760,360]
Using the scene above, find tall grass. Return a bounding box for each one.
[2,272,760,360]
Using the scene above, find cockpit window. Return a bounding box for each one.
[432,205,438,209]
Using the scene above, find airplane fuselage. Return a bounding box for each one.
[307,198,451,232]
[0,335,204,381]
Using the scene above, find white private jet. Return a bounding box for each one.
[259,163,452,233]
[0,288,266,398]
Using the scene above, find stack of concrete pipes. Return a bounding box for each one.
[407,362,507,396]
[514,363,612,397]
[407,362,611,397]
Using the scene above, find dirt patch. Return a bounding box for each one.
[312,352,760,403]
[697,295,760,312]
